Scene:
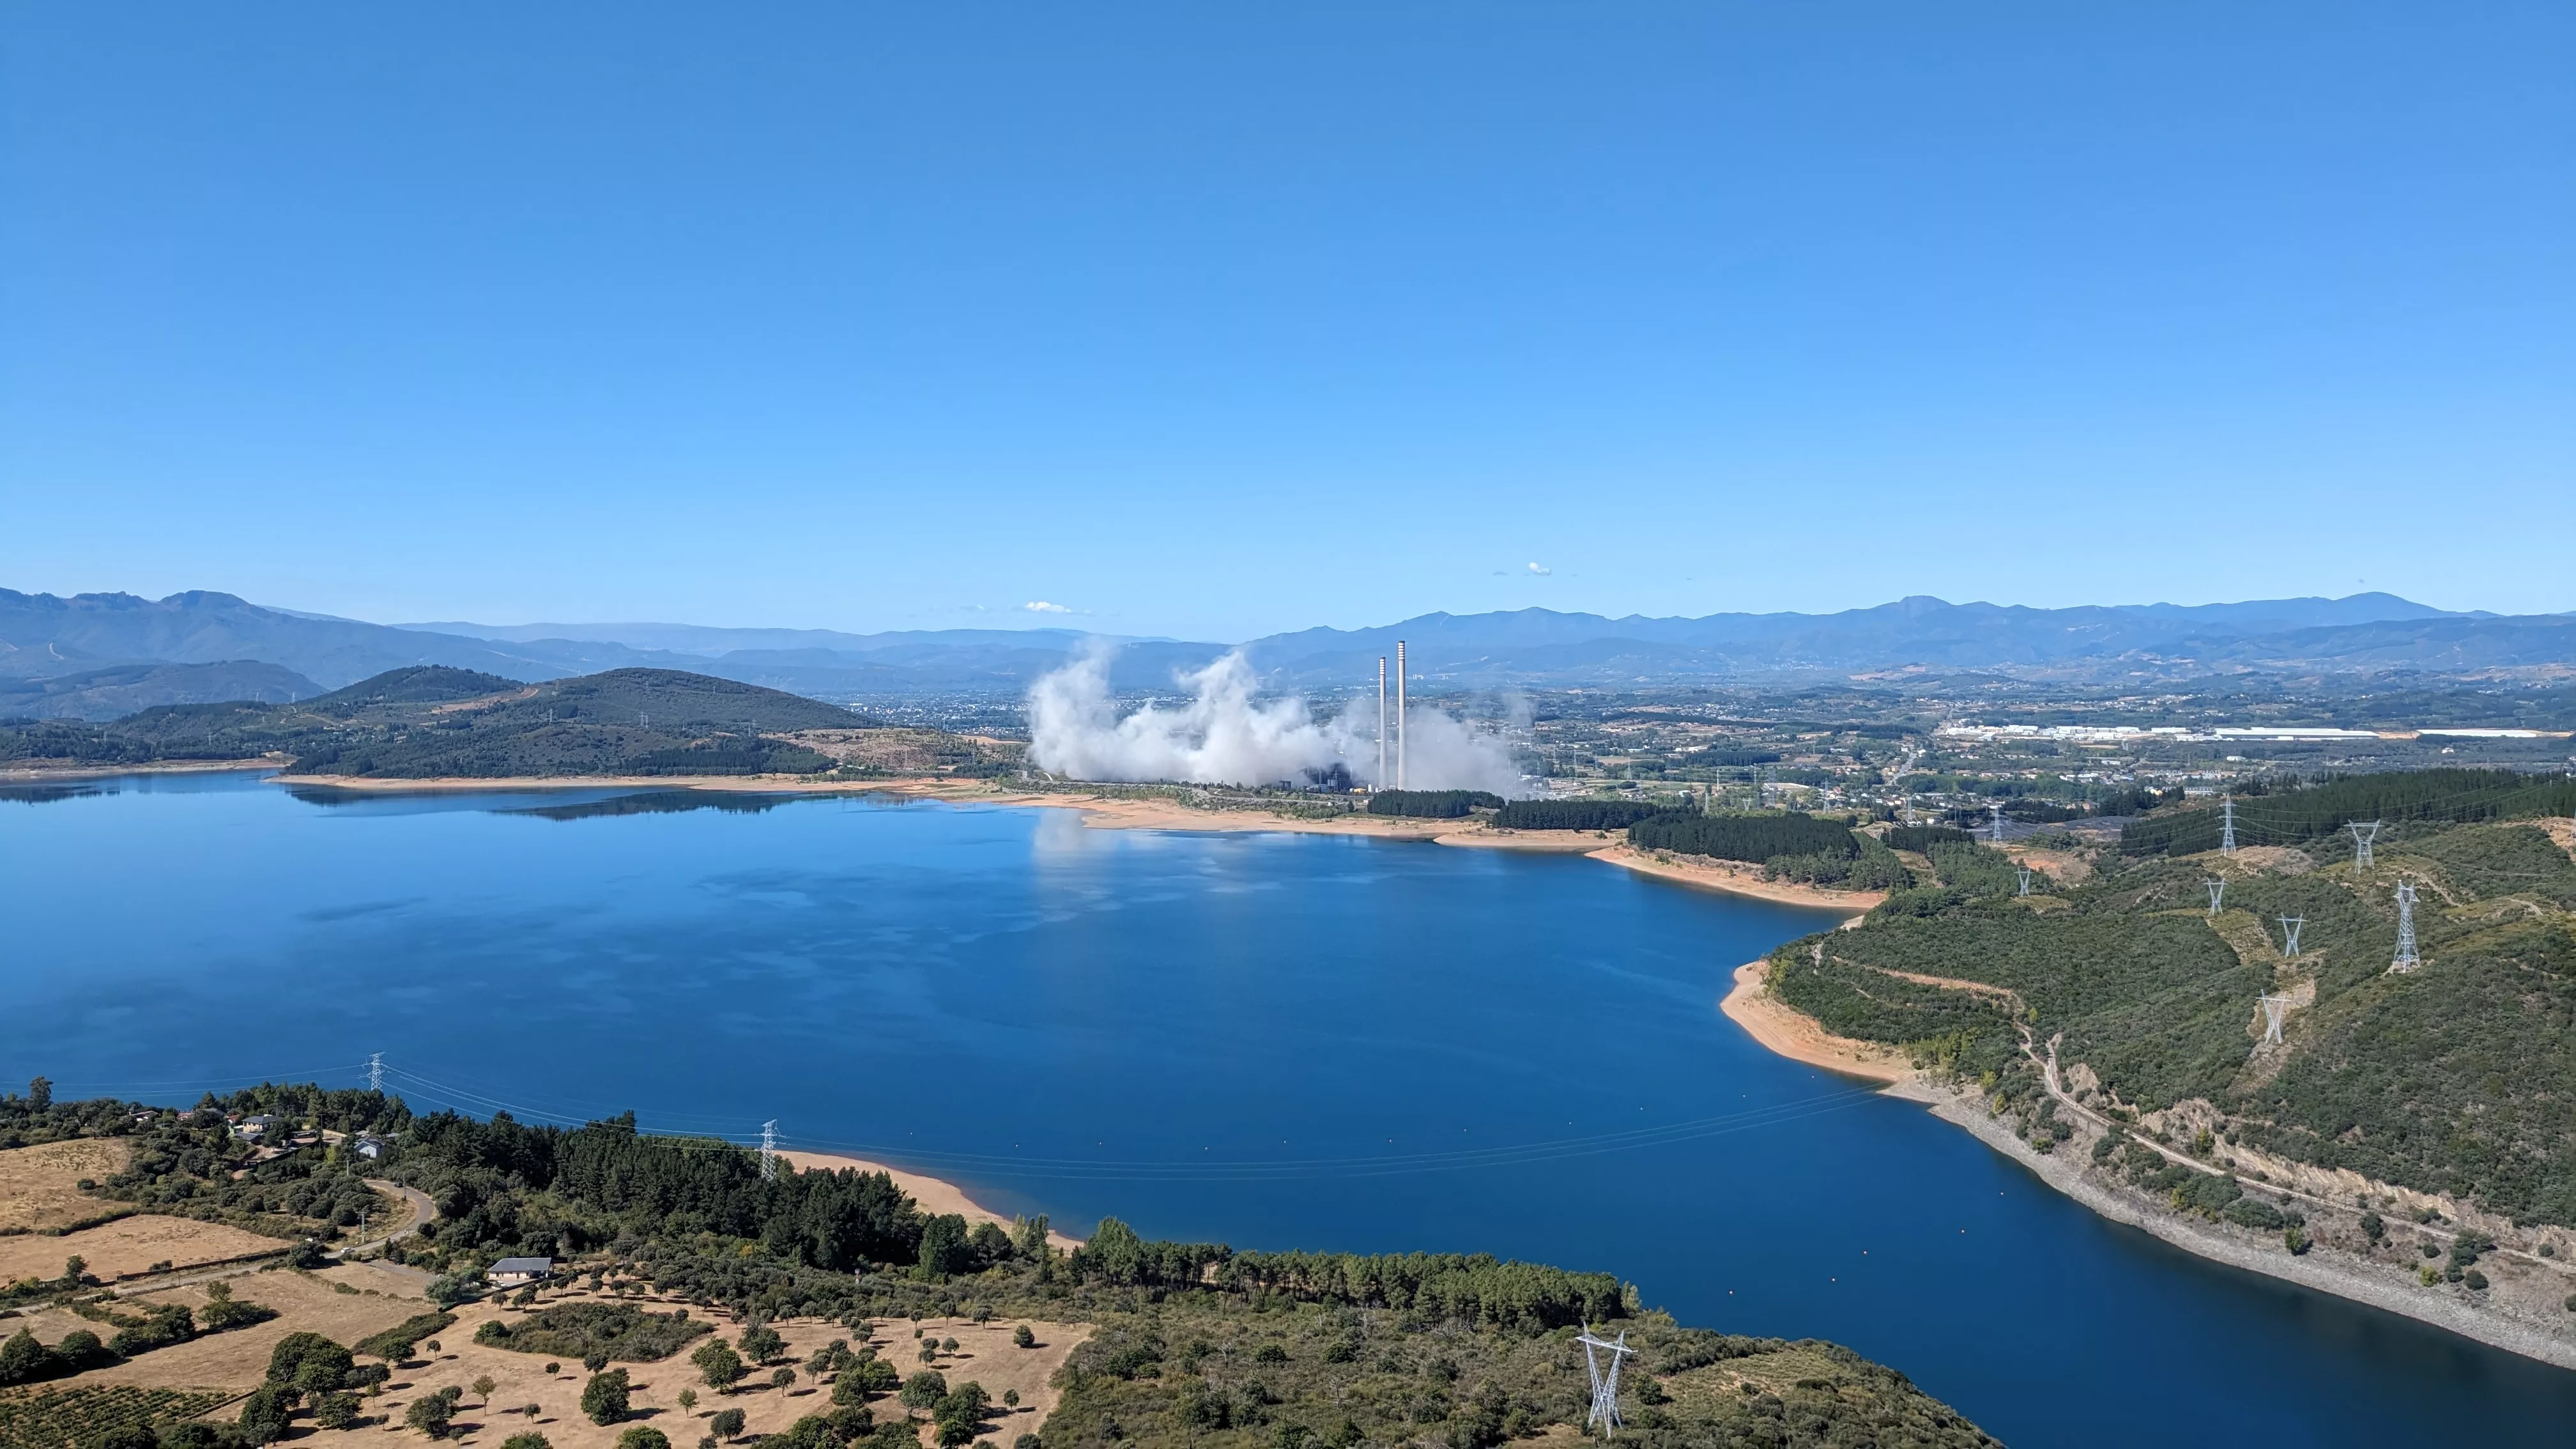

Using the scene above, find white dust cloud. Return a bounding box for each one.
[1025,647,1524,794]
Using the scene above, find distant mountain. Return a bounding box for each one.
[0,660,321,722]
[0,589,680,689]
[7,588,2567,710]
[401,619,1108,656]
[1233,594,2488,686]
[408,618,1229,696]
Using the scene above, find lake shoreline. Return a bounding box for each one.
[250,772,1897,910]
[777,1149,1085,1254]
[1723,968,2576,1372]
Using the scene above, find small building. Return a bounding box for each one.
[352,1133,388,1160]
[232,1114,284,1141]
[487,1257,556,1287]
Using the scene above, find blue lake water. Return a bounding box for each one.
[5,772,2574,1446]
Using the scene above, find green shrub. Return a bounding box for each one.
[1366,790,1502,818]
[583,1368,632,1425]
[355,1311,456,1361]
[1491,799,1664,831]
[487,1303,710,1363]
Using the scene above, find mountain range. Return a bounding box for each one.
[3,586,2569,719]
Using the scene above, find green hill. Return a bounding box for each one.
[1767,771,2576,1225]
[0,665,892,779]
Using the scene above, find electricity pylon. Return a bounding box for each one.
[2278,916,2305,956]
[2349,820,2380,872]
[2220,796,2237,854]
[2017,867,2034,897]
[367,1054,383,1094]
[1575,1326,1637,1439]
[760,1121,779,1181]
[1989,802,2005,845]
[2205,877,2226,916]
[2258,993,2293,1045]
[2389,882,2421,974]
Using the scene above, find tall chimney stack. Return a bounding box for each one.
[1396,640,1408,789]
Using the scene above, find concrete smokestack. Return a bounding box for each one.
[1377,656,1388,790]
[1396,640,1407,789]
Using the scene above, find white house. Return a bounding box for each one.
[487,1257,556,1287]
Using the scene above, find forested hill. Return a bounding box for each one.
[0,1082,1997,1448]
[1767,770,2576,1227]
[0,665,907,779]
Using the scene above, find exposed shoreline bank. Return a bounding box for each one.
[250,772,1895,912]
[1721,966,2576,1372]
[777,1149,1084,1253]
[1592,845,1889,912]
[3,758,280,782]
[1719,959,1912,1082]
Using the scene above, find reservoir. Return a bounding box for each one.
[4,772,2573,1446]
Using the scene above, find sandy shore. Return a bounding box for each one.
[1725,972,2576,1369]
[1434,828,1619,852]
[1890,1077,2576,1372]
[1719,959,1913,1083]
[264,772,949,795]
[778,1149,1084,1252]
[3,758,279,782]
[1591,845,1889,912]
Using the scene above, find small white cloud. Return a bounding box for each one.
[1023,601,1072,614]
[1526,562,1551,576]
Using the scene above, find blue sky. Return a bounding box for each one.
[4,3,2570,641]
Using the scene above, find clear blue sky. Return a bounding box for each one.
[4,3,2570,641]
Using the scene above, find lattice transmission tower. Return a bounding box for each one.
[2220,796,2237,855]
[1989,802,2005,845]
[2017,867,2033,897]
[760,1121,779,1181]
[367,1053,383,1094]
[2349,820,2380,872]
[2278,916,2305,956]
[2389,882,2421,974]
[2257,993,2293,1045]
[2205,877,2226,916]
[1575,1327,1637,1440]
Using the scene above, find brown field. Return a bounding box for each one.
[23,1269,1089,1448]
[0,1216,288,1285]
[44,1266,431,1393]
[0,1138,133,1234]
[284,1285,1087,1448]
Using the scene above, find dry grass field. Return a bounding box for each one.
[13,1268,1088,1448]
[0,1138,133,1234]
[295,1287,1087,1449]
[77,1268,434,1392]
[0,1215,289,1285]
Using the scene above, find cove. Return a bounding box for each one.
[4,772,2573,1446]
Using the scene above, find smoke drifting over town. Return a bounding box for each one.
[1027,647,1524,795]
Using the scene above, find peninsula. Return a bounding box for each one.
[0,1081,1995,1448]
[1717,772,2576,1369]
